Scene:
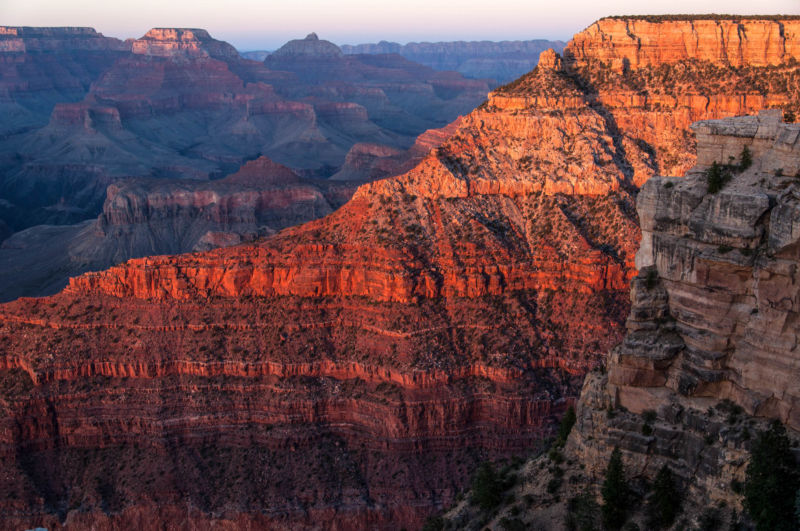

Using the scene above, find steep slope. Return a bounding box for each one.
[440,110,800,531]
[341,39,567,85]
[1,16,800,530]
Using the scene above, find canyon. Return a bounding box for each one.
[340,39,566,85]
[1,14,800,530]
[441,109,800,531]
[0,28,489,299]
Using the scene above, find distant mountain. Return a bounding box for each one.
[0,28,489,299]
[341,39,566,84]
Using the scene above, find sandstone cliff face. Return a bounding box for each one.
[3,17,800,530]
[439,112,800,531]
[131,28,239,59]
[568,17,800,72]
[612,110,800,428]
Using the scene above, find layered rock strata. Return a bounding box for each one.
[2,16,800,530]
[0,27,489,233]
[442,112,800,530]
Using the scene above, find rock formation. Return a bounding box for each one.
[0,27,129,135]
[341,39,567,85]
[440,111,800,531]
[0,157,360,302]
[0,27,489,233]
[2,15,800,530]
[0,27,491,299]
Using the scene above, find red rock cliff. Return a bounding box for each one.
[2,16,800,530]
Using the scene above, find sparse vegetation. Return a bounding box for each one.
[602,447,629,530]
[555,406,577,447]
[706,161,732,194]
[739,146,752,171]
[644,268,659,290]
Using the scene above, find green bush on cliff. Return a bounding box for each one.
[602,447,629,529]
[645,465,682,528]
[706,161,731,194]
[555,406,577,447]
[471,461,503,510]
[739,145,752,171]
[744,421,800,531]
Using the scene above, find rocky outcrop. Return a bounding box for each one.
[131,28,239,59]
[270,32,344,58]
[611,110,800,428]
[439,111,800,531]
[568,16,800,72]
[341,39,567,85]
[3,16,800,530]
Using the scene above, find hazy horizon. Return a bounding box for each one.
[3,0,800,50]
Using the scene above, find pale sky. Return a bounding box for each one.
[2,0,799,50]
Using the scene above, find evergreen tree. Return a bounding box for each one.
[646,465,681,528]
[471,461,502,511]
[744,421,799,531]
[739,145,753,171]
[602,447,629,530]
[556,406,577,447]
[706,161,727,193]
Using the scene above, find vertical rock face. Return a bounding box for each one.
[439,111,800,531]
[563,112,800,524]
[2,16,800,530]
[568,17,800,72]
[131,28,240,59]
[612,110,800,428]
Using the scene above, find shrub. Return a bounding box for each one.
[717,245,733,254]
[706,161,731,193]
[739,145,753,171]
[644,268,659,290]
[499,517,526,531]
[646,465,682,528]
[421,515,444,531]
[471,462,503,511]
[602,447,629,530]
[555,406,577,447]
[744,421,800,531]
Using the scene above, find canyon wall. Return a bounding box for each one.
[341,39,567,84]
[2,16,800,530]
[440,111,800,531]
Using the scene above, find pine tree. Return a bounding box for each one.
[706,161,726,193]
[646,465,681,528]
[555,406,577,447]
[739,145,753,171]
[471,461,502,510]
[602,447,629,530]
[744,421,800,531]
